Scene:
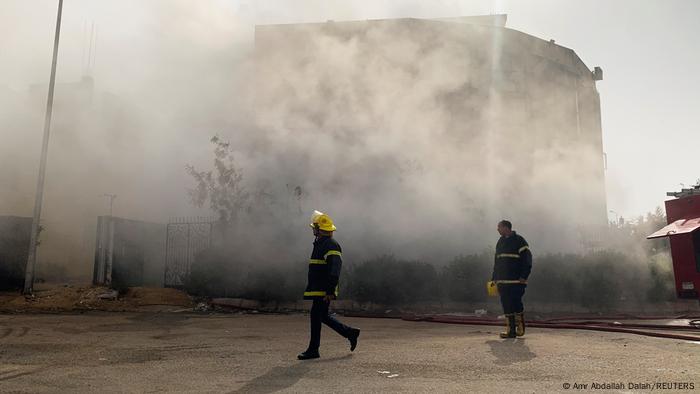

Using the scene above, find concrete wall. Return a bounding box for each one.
[0,216,32,290]
[94,216,166,290]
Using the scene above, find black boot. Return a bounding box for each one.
[297,350,320,360]
[348,328,360,351]
[499,314,516,339]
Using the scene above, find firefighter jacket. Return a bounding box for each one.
[304,236,342,300]
[492,231,532,284]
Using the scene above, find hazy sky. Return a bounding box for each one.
[2,0,698,220]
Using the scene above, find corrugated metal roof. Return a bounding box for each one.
[647,217,700,239]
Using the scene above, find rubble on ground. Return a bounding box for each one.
[0,285,193,313]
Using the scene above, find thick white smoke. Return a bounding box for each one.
[0,2,607,281]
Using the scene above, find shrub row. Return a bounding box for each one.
[185,248,676,309]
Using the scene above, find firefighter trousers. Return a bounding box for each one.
[498,283,526,314]
[307,298,353,352]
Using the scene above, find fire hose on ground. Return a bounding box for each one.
[344,313,700,342]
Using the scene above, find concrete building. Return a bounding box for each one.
[253,15,607,254]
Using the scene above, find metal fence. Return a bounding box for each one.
[164,217,214,288]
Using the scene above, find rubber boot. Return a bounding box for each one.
[515,312,525,337]
[499,314,516,338]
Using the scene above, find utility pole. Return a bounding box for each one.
[102,194,117,217]
[24,0,64,295]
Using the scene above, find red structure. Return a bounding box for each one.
[648,184,700,299]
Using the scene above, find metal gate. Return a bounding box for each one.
[164,217,214,288]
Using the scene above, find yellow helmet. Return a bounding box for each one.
[310,210,337,232]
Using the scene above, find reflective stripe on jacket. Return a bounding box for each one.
[304,236,343,299]
[492,231,532,284]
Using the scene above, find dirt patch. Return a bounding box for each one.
[0,286,193,313]
[125,287,192,307]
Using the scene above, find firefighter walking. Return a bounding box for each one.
[491,220,532,339]
[298,210,360,360]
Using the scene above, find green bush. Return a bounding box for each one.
[525,253,579,304]
[185,248,240,297]
[646,253,676,302]
[185,247,307,302]
[576,251,624,310]
[526,251,627,309]
[184,246,678,310]
[440,253,491,303]
[346,255,441,304]
[238,265,306,302]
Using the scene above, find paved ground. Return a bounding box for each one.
[0,312,698,393]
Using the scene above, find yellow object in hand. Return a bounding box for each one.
[487,281,498,297]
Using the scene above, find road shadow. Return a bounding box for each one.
[309,353,353,363]
[231,354,352,393]
[485,338,537,366]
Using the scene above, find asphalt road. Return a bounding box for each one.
[0,312,698,393]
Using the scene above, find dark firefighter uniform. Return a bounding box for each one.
[492,231,532,338]
[301,235,359,358]
[304,236,342,300]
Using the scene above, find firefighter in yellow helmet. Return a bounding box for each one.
[298,210,361,360]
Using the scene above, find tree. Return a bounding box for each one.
[186,136,249,225]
